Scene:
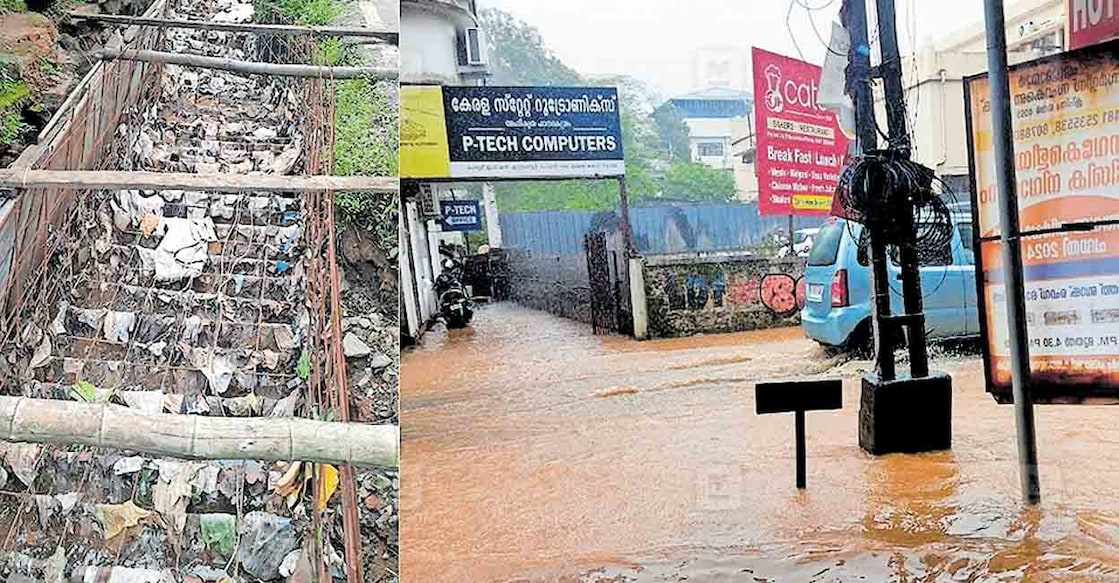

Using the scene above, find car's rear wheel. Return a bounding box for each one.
[845,319,873,358]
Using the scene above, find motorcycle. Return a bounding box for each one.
[435,257,474,328]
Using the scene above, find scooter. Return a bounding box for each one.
[435,257,474,329]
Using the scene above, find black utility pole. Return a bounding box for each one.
[875,0,929,378]
[842,0,895,381]
[982,0,1041,504]
[845,0,953,456]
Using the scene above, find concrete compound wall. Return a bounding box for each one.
[637,253,806,339]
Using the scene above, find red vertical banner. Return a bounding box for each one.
[752,47,850,216]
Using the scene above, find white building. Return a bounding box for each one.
[400,0,489,345]
[666,87,756,201]
[877,0,1066,191]
[667,87,751,171]
[730,118,759,202]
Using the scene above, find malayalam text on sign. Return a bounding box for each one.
[401,86,625,181]
[965,40,1119,402]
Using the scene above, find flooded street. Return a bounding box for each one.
[401,303,1119,582]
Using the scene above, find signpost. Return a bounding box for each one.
[964,38,1119,405]
[440,200,482,232]
[750,48,850,217]
[756,379,843,489]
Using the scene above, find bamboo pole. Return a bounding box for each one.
[0,170,398,192]
[69,12,399,43]
[0,396,398,467]
[99,48,398,80]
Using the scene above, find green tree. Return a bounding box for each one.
[652,102,691,163]
[481,11,657,212]
[661,163,736,203]
[479,9,583,86]
[479,9,742,212]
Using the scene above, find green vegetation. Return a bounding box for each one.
[0,78,30,146]
[652,102,692,163]
[479,8,583,87]
[271,0,343,26]
[261,0,398,256]
[330,75,398,253]
[662,163,737,203]
[0,0,26,13]
[36,56,58,77]
[480,9,738,212]
[296,348,311,380]
[312,37,345,66]
[335,190,397,255]
[333,77,397,177]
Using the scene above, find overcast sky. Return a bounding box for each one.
[480,0,989,99]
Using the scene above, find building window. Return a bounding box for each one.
[697,142,724,157]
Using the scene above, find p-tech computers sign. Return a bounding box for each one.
[401,86,625,180]
[964,39,1119,403]
[751,48,850,216]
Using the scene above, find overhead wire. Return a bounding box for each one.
[787,0,846,60]
[821,0,961,303]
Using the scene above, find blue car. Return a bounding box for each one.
[800,214,980,349]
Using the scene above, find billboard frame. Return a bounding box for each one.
[963,39,1119,404]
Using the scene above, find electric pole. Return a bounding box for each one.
[844,0,952,455]
[842,0,895,382]
[875,0,930,378]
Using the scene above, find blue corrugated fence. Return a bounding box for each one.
[499,203,824,256]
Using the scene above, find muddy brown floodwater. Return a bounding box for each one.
[401,303,1119,582]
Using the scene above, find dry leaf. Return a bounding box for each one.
[153,461,198,536]
[139,213,160,237]
[95,500,152,540]
[315,464,339,511]
[273,461,302,497]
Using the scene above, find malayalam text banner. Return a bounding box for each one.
[965,40,1119,401]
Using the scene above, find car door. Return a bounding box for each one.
[955,219,981,336]
[887,225,967,339]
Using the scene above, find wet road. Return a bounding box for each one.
[401,303,1119,582]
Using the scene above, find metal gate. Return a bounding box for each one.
[584,231,632,335]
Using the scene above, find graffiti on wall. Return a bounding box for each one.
[662,268,806,315]
[727,276,761,305]
[645,257,807,338]
[759,273,807,317]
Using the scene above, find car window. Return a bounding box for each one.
[957,222,974,252]
[918,229,953,267]
[883,224,953,267]
[807,220,844,266]
[961,248,975,265]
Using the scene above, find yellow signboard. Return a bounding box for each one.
[400,86,450,179]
